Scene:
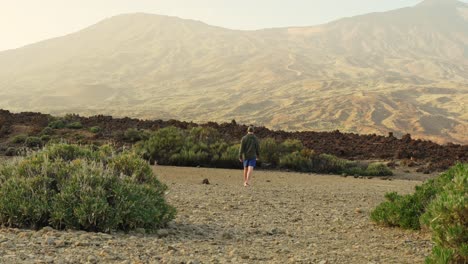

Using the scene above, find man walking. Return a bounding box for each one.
[239,126,260,187]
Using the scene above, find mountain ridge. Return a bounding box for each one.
[0,1,467,144]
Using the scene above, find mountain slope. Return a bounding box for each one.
[0,0,467,144]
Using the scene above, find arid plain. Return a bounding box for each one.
[0,166,432,264]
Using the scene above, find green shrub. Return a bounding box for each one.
[43,143,96,161]
[370,192,424,229]
[213,144,242,168]
[188,127,221,145]
[89,126,101,133]
[280,139,303,153]
[0,176,51,229]
[279,151,312,172]
[421,163,467,264]
[365,162,393,176]
[5,147,17,156]
[63,114,79,122]
[25,137,42,148]
[124,128,149,143]
[41,127,54,136]
[371,164,463,230]
[66,122,83,129]
[311,154,355,174]
[40,135,51,142]
[0,144,175,232]
[169,150,210,167]
[137,127,184,165]
[260,138,281,166]
[11,134,27,144]
[48,119,66,129]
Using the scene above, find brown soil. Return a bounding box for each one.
[0,166,432,263]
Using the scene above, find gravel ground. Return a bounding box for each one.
[0,166,432,264]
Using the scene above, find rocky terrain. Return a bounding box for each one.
[0,110,466,173]
[0,166,433,264]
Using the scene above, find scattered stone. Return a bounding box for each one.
[42,236,56,246]
[241,255,250,260]
[54,239,66,247]
[87,255,98,264]
[355,208,363,214]
[157,229,170,238]
[221,232,233,240]
[202,178,210,185]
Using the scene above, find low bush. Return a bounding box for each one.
[371,163,463,230]
[0,144,175,232]
[40,135,51,142]
[48,119,66,129]
[66,122,83,129]
[260,138,281,167]
[11,134,27,144]
[169,150,210,167]
[89,126,101,134]
[5,147,17,156]
[421,163,467,264]
[213,144,242,169]
[25,137,42,148]
[279,151,312,172]
[124,128,149,143]
[41,127,54,136]
[365,162,393,176]
[137,126,185,165]
[280,139,303,153]
[311,154,356,174]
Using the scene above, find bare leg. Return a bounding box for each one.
[246,166,254,186]
[243,167,248,186]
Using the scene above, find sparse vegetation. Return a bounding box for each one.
[40,127,54,136]
[89,126,101,133]
[124,128,149,143]
[25,137,42,148]
[5,147,17,156]
[11,134,27,144]
[66,122,83,129]
[0,143,175,232]
[48,119,66,129]
[48,116,82,130]
[134,127,392,176]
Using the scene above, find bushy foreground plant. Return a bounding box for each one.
[421,164,467,264]
[370,164,461,230]
[0,143,175,232]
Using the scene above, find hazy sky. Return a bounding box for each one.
[1,0,466,51]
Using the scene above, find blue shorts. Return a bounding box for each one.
[243,159,256,168]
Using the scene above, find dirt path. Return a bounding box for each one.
[0,166,432,263]
[286,54,303,76]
